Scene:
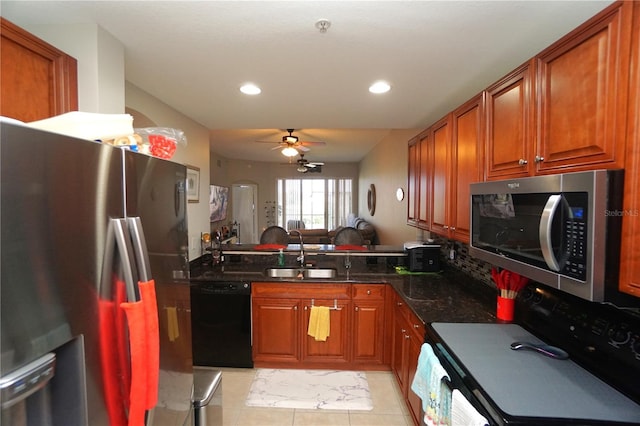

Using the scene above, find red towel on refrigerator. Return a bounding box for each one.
[98,279,129,426]
[121,279,159,426]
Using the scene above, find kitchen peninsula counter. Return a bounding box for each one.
[190,245,497,325]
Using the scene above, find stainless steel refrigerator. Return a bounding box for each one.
[1,120,193,425]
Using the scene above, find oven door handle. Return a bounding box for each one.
[539,194,571,271]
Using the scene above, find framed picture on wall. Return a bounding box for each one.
[186,165,200,203]
[210,185,229,222]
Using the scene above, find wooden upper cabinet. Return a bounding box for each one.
[451,94,484,243]
[485,60,535,180]
[407,130,432,230]
[1,17,78,122]
[618,0,640,299]
[418,130,431,229]
[535,1,632,173]
[429,94,484,243]
[430,116,450,236]
[407,136,419,226]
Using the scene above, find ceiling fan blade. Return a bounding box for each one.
[299,141,326,147]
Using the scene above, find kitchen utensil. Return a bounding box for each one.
[510,341,569,360]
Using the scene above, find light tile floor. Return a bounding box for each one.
[222,368,413,426]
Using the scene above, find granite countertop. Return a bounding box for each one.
[219,243,407,256]
[190,254,497,326]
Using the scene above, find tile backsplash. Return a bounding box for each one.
[434,237,495,288]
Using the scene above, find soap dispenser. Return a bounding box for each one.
[278,248,285,267]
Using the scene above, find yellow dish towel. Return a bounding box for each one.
[307,306,331,341]
[166,307,180,342]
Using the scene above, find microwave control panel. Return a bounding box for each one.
[562,218,587,281]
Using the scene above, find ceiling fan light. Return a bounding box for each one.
[282,147,298,157]
[369,80,391,94]
[240,83,261,95]
[283,135,298,143]
[297,166,308,173]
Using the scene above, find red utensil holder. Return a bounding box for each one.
[497,296,515,321]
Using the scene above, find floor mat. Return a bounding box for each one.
[245,368,373,410]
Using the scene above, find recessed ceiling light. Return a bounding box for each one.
[369,81,391,94]
[240,83,261,95]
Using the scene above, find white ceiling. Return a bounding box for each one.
[2,1,613,163]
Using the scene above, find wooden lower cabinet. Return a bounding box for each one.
[252,282,387,369]
[252,297,301,363]
[391,295,426,426]
[301,298,351,365]
[352,284,387,366]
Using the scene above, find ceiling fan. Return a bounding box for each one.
[290,154,324,173]
[256,129,326,157]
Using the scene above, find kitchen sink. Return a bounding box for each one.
[263,267,337,279]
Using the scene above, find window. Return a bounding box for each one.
[277,178,353,230]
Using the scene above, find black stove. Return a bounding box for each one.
[426,284,640,425]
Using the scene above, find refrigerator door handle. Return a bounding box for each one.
[175,182,181,217]
[112,218,140,302]
[127,217,152,282]
[99,219,117,299]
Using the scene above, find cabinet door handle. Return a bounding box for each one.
[303,306,307,311]
[355,306,359,312]
[450,226,456,231]
[518,158,528,166]
[404,334,411,340]
[367,290,371,295]
[535,155,545,163]
[401,329,407,334]
[413,324,420,329]
[294,306,298,311]
[397,302,403,307]
[443,225,449,230]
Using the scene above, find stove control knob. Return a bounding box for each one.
[609,325,631,346]
[631,335,640,359]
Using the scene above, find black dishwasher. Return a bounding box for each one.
[190,281,253,368]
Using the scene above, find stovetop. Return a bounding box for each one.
[431,323,640,423]
[428,283,640,425]
[515,284,640,405]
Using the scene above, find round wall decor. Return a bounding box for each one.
[396,187,404,201]
[367,184,376,216]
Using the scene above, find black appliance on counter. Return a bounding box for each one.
[404,242,441,272]
[426,283,640,425]
[190,278,253,368]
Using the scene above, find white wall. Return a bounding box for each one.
[213,156,359,237]
[359,128,426,245]
[126,83,211,260]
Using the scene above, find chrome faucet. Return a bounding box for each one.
[289,230,305,267]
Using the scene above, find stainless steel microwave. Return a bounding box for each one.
[469,170,624,302]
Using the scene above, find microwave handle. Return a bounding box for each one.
[539,194,571,271]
